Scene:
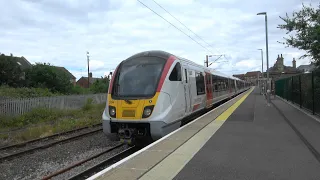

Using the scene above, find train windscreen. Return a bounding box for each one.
[112,56,166,98]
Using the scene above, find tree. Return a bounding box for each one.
[0,54,24,87]
[25,63,73,94]
[277,3,320,67]
[90,77,109,94]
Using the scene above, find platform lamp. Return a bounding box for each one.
[257,12,270,105]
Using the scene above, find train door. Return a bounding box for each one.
[182,64,191,115]
[205,72,213,107]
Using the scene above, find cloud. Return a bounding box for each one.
[0,0,316,81]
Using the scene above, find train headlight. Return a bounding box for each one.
[144,108,152,116]
[142,105,154,118]
[109,106,116,118]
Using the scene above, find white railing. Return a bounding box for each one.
[0,93,107,116]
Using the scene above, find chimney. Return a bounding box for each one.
[10,53,13,56]
[292,58,296,68]
[89,72,92,78]
[280,54,284,65]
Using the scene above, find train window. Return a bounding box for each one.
[212,75,218,92]
[226,79,229,89]
[184,69,188,83]
[196,72,205,95]
[169,62,182,81]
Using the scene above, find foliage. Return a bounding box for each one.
[82,98,94,111]
[90,77,109,94]
[25,63,73,94]
[0,85,61,98]
[0,54,24,87]
[70,85,92,95]
[0,103,105,143]
[277,3,320,68]
[0,103,105,129]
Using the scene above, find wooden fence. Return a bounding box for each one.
[0,93,107,116]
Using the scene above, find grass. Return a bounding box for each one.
[0,85,99,99]
[0,100,106,144]
[0,85,62,98]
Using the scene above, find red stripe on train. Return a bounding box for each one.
[192,104,200,111]
[108,64,120,94]
[156,55,176,92]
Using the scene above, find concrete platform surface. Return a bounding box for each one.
[90,88,252,180]
[173,88,320,180]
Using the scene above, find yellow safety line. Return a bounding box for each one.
[216,87,254,121]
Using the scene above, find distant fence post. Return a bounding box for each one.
[312,71,315,115]
[299,75,302,108]
[291,76,294,104]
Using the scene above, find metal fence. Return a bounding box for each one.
[0,93,107,116]
[275,71,320,115]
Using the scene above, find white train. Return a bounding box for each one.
[102,50,250,145]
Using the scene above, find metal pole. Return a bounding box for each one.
[312,71,315,115]
[205,55,208,67]
[299,75,302,108]
[87,51,90,88]
[261,49,264,78]
[257,72,260,90]
[265,14,270,104]
[291,76,294,104]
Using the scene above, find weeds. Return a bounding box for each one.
[0,103,106,144]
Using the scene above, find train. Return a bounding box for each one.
[102,50,251,145]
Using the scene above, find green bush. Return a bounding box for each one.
[25,63,73,94]
[82,98,94,111]
[90,78,109,94]
[0,85,60,98]
[70,85,92,95]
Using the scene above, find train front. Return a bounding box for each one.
[102,52,173,145]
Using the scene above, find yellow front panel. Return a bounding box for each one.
[107,92,160,120]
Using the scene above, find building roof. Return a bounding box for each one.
[297,63,316,72]
[77,76,102,84]
[53,66,76,79]
[0,54,32,70]
[245,71,261,76]
[267,65,302,73]
[233,74,245,77]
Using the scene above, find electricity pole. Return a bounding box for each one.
[87,51,90,88]
[205,55,209,67]
[205,54,225,67]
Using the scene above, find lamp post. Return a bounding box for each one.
[87,51,90,88]
[257,48,264,94]
[257,12,270,105]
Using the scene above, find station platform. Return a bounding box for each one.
[89,87,320,180]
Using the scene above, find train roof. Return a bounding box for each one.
[126,50,247,81]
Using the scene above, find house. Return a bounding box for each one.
[0,53,33,80]
[77,73,102,88]
[233,74,245,80]
[53,66,76,86]
[232,71,261,85]
[244,71,261,85]
[0,53,32,70]
[233,54,303,88]
[266,54,302,90]
[297,62,316,73]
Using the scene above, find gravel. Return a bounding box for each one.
[0,126,102,159]
[52,144,129,180]
[0,132,122,180]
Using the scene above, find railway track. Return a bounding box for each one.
[41,144,138,180]
[0,123,102,162]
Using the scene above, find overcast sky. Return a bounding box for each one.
[1,0,318,80]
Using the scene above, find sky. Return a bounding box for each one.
[1,0,318,80]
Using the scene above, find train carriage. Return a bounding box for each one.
[102,50,250,145]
